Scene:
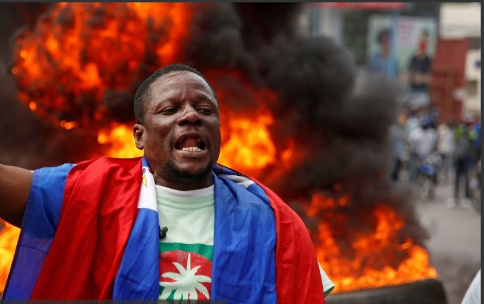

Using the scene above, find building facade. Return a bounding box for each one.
[440,2,481,117]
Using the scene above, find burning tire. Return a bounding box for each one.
[325,279,447,304]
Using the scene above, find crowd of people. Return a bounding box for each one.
[390,104,481,208]
[368,26,481,210]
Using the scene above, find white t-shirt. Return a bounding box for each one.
[409,127,438,155]
[155,184,335,300]
[156,184,215,302]
[437,124,455,155]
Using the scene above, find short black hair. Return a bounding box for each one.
[134,63,219,124]
[377,28,390,45]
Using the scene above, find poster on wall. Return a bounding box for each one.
[367,15,438,78]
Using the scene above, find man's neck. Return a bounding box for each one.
[154,175,214,191]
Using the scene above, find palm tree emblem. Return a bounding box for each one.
[159,253,211,302]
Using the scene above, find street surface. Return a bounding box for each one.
[414,177,481,304]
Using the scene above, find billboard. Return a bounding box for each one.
[367,15,438,77]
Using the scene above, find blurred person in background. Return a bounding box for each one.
[404,108,422,138]
[404,29,432,109]
[407,115,438,183]
[425,104,439,127]
[470,119,481,170]
[390,113,406,181]
[368,28,399,79]
[437,121,455,181]
[448,121,477,208]
[406,110,422,183]
[407,121,422,183]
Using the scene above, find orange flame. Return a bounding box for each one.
[310,192,437,293]
[218,114,276,170]
[0,223,20,294]
[98,124,143,158]
[13,2,194,128]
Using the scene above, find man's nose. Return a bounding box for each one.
[177,105,202,126]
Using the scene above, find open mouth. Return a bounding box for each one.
[174,134,207,152]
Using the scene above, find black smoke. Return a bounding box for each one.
[182,4,399,190]
[177,3,429,251]
[0,3,85,168]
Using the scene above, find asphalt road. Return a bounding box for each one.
[414,177,481,304]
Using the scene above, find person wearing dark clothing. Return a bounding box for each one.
[406,30,432,109]
[408,55,432,91]
[448,124,477,208]
[390,117,405,181]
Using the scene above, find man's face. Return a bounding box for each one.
[133,71,221,190]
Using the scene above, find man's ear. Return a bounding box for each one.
[133,124,145,150]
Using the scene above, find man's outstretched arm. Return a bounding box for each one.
[0,164,33,227]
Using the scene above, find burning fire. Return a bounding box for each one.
[12,2,194,129]
[219,114,276,170]
[2,2,439,297]
[309,191,437,293]
[0,223,20,294]
[98,124,143,158]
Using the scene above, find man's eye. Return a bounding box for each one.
[161,108,177,114]
[199,108,212,115]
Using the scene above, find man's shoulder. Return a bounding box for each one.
[70,156,142,172]
[268,189,309,232]
[214,168,272,208]
[219,166,307,228]
[33,157,142,188]
[213,164,300,215]
[36,157,142,171]
[83,156,142,166]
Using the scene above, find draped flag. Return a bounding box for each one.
[4,157,325,303]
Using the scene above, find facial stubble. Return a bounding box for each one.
[163,154,217,185]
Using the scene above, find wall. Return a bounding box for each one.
[464,50,481,113]
[439,2,481,117]
[439,3,481,39]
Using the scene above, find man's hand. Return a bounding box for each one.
[0,164,33,227]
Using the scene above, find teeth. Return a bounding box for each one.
[182,147,202,152]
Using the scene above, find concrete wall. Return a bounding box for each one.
[439,3,481,39]
[464,50,481,113]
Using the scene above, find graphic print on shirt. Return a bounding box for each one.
[156,183,215,302]
[159,245,213,301]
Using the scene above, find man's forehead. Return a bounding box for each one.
[151,70,217,103]
[155,71,208,88]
